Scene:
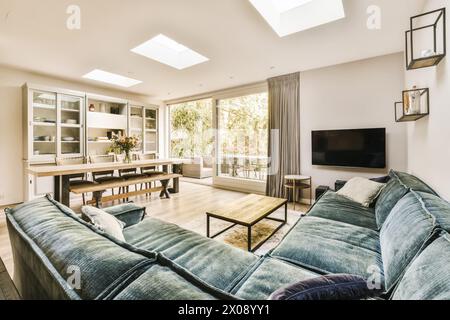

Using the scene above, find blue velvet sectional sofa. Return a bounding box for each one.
[5,170,450,300]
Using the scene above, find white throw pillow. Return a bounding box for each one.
[81,206,126,241]
[337,177,386,207]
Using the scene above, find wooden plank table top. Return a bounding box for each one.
[206,194,287,226]
[26,158,186,177]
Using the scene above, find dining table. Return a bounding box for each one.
[27,159,185,207]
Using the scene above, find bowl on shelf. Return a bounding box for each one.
[62,137,75,142]
[65,119,78,124]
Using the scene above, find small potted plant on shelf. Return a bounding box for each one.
[111,135,140,163]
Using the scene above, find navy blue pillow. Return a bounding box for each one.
[370,176,391,184]
[269,274,380,300]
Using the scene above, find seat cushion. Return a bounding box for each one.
[270,216,383,283]
[380,191,440,292]
[391,233,450,300]
[111,264,221,300]
[231,257,318,300]
[308,191,378,230]
[124,218,259,292]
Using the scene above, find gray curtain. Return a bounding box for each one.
[266,72,301,198]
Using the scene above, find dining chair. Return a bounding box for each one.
[88,155,125,199]
[55,156,97,205]
[138,153,164,196]
[116,154,148,197]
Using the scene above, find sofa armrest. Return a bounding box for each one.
[102,203,146,228]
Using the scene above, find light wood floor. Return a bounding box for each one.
[0,181,309,278]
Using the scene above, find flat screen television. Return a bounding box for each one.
[312,128,386,169]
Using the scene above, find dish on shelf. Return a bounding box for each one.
[34,136,52,142]
[33,116,46,122]
[62,137,75,142]
[65,119,78,124]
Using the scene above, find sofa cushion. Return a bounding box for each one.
[375,170,438,229]
[270,216,383,283]
[380,191,440,292]
[124,218,259,292]
[337,177,385,208]
[415,191,450,232]
[269,274,378,301]
[391,233,450,300]
[6,196,153,300]
[231,257,317,300]
[103,203,146,228]
[81,206,126,241]
[308,191,378,230]
[375,177,409,229]
[392,171,437,195]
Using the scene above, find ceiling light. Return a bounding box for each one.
[131,34,209,70]
[249,0,345,37]
[82,69,142,88]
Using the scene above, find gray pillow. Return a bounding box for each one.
[81,206,126,241]
[269,274,380,300]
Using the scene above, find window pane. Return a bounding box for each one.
[217,92,268,181]
[169,99,213,159]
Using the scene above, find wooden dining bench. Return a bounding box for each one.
[70,173,182,207]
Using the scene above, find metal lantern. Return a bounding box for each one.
[395,88,430,122]
[406,8,446,70]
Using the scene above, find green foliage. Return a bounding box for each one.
[170,99,213,158]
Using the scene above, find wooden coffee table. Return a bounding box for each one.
[206,194,288,252]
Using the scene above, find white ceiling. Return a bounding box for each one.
[0,0,425,101]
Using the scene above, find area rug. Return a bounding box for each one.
[184,207,305,255]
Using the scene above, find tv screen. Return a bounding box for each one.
[312,128,386,169]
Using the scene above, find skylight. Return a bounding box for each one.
[249,0,345,37]
[82,69,142,88]
[131,34,209,70]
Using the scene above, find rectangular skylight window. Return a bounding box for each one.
[249,0,345,37]
[131,34,209,70]
[82,69,142,88]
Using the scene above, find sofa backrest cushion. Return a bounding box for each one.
[375,170,437,229]
[6,196,154,300]
[375,176,409,229]
[415,192,450,232]
[392,233,450,300]
[380,191,440,292]
[392,171,437,195]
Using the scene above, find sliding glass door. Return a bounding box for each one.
[169,98,214,159]
[216,92,269,183]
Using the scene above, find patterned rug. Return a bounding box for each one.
[184,207,305,255]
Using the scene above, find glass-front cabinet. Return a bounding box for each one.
[23,84,85,162]
[23,84,159,163]
[129,104,145,153]
[144,108,159,154]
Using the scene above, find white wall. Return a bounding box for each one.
[300,53,407,197]
[0,65,162,206]
[405,0,450,200]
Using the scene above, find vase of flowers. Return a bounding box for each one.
[111,135,139,163]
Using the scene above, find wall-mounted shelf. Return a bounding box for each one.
[395,87,430,122]
[406,8,446,70]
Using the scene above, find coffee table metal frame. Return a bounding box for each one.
[206,199,288,252]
